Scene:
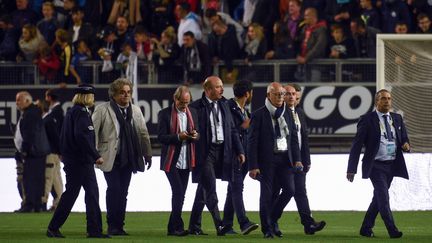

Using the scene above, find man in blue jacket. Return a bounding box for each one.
[248,82,301,238]
[347,89,410,239]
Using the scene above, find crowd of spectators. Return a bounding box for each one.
[1,0,431,84]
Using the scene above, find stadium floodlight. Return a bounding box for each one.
[376,34,432,152]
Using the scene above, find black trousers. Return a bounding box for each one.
[260,154,295,234]
[48,163,102,234]
[165,167,189,233]
[293,171,314,226]
[222,162,250,229]
[103,164,132,231]
[189,144,224,231]
[362,161,398,233]
[22,156,45,211]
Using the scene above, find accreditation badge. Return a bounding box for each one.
[275,137,288,152]
[386,142,396,157]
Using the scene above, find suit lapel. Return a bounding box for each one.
[107,105,120,136]
[264,109,276,140]
[390,112,401,144]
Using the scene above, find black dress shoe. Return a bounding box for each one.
[263,231,274,238]
[360,228,374,237]
[46,229,65,238]
[188,229,208,235]
[108,228,129,236]
[87,233,111,238]
[217,225,230,236]
[225,228,238,235]
[15,207,34,213]
[167,230,188,236]
[389,230,403,238]
[272,222,283,237]
[241,221,259,235]
[305,221,326,235]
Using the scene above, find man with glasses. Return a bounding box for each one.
[271,84,326,236]
[248,82,300,238]
[92,78,152,236]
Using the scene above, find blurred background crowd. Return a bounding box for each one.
[0,0,431,85]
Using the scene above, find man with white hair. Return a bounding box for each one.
[14,91,50,212]
[248,82,301,238]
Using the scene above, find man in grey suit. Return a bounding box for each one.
[347,89,410,239]
[92,78,152,236]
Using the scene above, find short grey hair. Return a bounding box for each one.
[375,89,390,103]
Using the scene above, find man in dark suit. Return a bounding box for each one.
[158,85,199,236]
[268,84,325,235]
[14,91,50,213]
[248,82,301,238]
[222,80,259,235]
[347,89,410,239]
[188,76,245,236]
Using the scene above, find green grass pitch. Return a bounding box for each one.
[0,211,431,242]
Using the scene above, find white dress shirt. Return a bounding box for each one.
[176,109,188,169]
[375,110,397,161]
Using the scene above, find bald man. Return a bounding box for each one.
[14,91,50,212]
[188,76,245,236]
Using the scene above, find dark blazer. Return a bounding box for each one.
[248,104,301,171]
[227,98,250,153]
[347,111,409,179]
[157,105,199,171]
[43,113,61,155]
[50,103,64,133]
[189,93,244,182]
[292,107,311,166]
[19,104,50,158]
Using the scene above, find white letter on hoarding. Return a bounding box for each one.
[338,86,372,119]
[303,86,336,120]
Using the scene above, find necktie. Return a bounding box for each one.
[121,108,127,119]
[383,114,393,141]
[211,102,219,124]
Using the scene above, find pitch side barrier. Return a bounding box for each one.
[0,83,375,156]
[0,58,375,84]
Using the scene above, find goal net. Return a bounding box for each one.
[377,34,432,153]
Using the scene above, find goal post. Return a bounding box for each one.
[376,34,432,153]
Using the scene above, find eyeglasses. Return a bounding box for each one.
[271,92,286,97]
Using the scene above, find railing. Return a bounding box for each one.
[0,58,376,85]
